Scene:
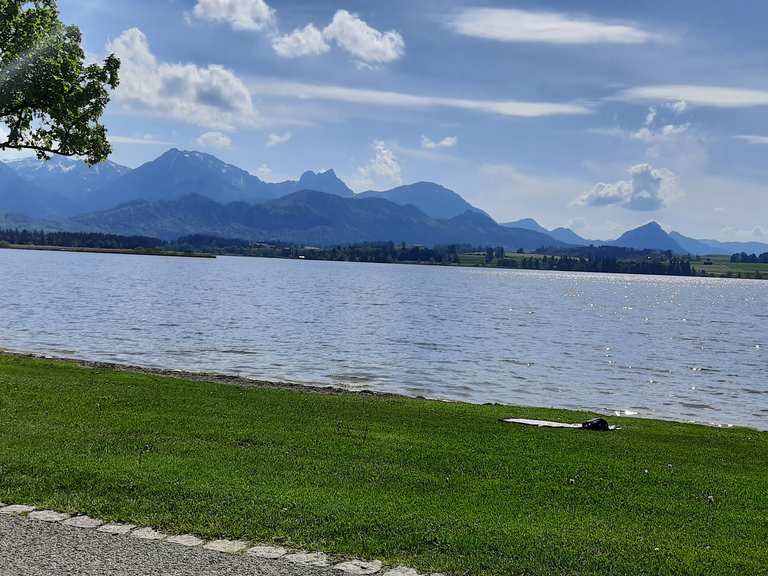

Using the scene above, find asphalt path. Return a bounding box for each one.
[0,514,334,576]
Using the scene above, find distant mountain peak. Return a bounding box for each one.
[357,181,480,220]
[637,221,664,231]
[301,168,337,178]
[297,168,354,197]
[450,209,497,225]
[502,218,549,235]
[611,221,684,253]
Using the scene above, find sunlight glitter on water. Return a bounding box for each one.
[1,249,766,429]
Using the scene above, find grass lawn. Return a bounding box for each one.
[692,255,768,279]
[0,354,766,575]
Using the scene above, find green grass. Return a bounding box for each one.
[692,255,768,279]
[457,253,547,267]
[1,354,766,575]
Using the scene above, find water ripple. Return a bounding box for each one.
[0,250,766,429]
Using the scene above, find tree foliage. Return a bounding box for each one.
[0,0,119,164]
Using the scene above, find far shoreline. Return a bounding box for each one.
[2,241,766,281]
[0,244,215,258]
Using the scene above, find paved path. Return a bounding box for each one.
[0,515,332,576]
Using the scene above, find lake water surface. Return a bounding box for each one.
[1,249,765,429]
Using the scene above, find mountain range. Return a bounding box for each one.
[1,148,767,255]
[71,191,560,248]
[504,218,768,255]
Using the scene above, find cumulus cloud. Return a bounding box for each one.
[451,8,656,44]
[669,100,688,114]
[644,107,657,126]
[196,131,232,149]
[421,135,458,149]
[632,123,689,143]
[191,2,403,65]
[107,28,256,130]
[593,106,689,144]
[266,132,291,147]
[271,10,404,64]
[272,24,330,58]
[322,10,404,64]
[577,164,677,211]
[253,163,274,181]
[191,0,275,31]
[353,140,402,190]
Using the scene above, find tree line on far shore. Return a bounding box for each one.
[730,252,768,264]
[2,228,764,279]
[0,228,161,249]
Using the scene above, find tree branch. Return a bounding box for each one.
[0,141,77,157]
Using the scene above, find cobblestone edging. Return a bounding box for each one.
[0,502,446,576]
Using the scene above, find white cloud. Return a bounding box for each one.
[421,135,458,149]
[266,132,291,147]
[669,100,688,114]
[577,164,677,211]
[353,140,402,190]
[249,80,591,118]
[618,85,768,108]
[196,131,232,149]
[631,123,690,143]
[107,28,256,131]
[322,10,404,64]
[272,24,330,58]
[644,107,657,126]
[192,0,275,31]
[451,8,656,44]
[109,134,173,146]
[272,10,405,64]
[592,106,690,145]
[253,163,274,181]
[735,134,768,145]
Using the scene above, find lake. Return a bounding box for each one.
[1,249,765,429]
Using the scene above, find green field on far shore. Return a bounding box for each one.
[691,255,768,279]
[1,354,766,575]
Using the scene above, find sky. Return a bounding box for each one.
[25,0,768,240]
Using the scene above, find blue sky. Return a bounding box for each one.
[40,0,768,239]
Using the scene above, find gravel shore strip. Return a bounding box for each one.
[0,503,442,576]
[0,349,410,401]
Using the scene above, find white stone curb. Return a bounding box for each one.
[0,504,35,515]
[383,568,420,576]
[203,539,249,554]
[335,559,384,574]
[28,510,71,523]
[98,523,136,535]
[63,515,104,529]
[247,545,287,559]
[131,527,166,541]
[0,502,441,575]
[167,534,205,547]
[285,551,331,567]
